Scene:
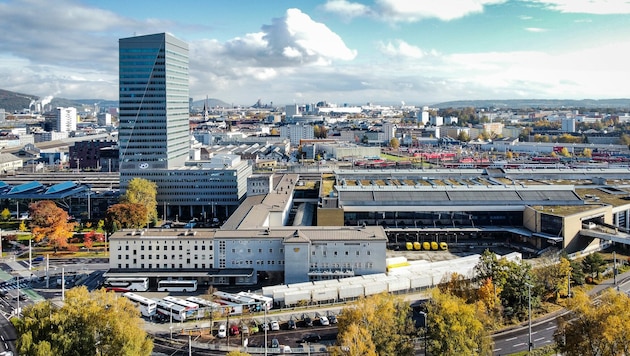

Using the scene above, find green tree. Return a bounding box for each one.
[28,201,76,253]
[121,178,157,225]
[105,203,148,231]
[0,208,10,221]
[500,260,538,321]
[336,293,415,356]
[457,131,470,142]
[13,286,153,356]
[533,256,571,300]
[582,252,606,279]
[426,289,493,356]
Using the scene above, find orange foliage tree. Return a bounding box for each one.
[28,201,76,253]
[105,203,148,231]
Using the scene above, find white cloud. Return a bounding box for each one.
[525,27,548,32]
[525,0,630,14]
[377,40,429,59]
[324,0,508,22]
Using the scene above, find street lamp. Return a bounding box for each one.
[526,283,533,352]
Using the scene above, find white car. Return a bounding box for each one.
[270,320,280,331]
[217,324,227,338]
[319,316,330,326]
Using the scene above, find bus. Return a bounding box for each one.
[186,296,222,311]
[163,296,199,317]
[122,292,157,318]
[154,299,187,322]
[214,291,259,312]
[157,279,197,292]
[236,291,273,311]
[103,277,149,292]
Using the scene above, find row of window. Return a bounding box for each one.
[312,250,371,256]
[231,260,284,265]
[118,263,209,269]
[232,248,284,254]
[310,262,374,269]
[118,254,211,261]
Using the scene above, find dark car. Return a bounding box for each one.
[303,315,313,327]
[271,338,280,348]
[287,318,297,330]
[328,314,338,324]
[299,334,321,343]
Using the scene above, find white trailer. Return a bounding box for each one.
[387,276,410,293]
[409,274,433,290]
[311,286,338,303]
[338,283,364,300]
[283,290,311,306]
[262,284,288,298]
[363,281,388,296]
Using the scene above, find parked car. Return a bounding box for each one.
[287,318,296,330]
[328,314,338,324]
[303,315,313,327]
[260,322,269,331]
[240,324,249,335]
[299,333,321,343]
[229,324,240,336]
[319,316,329,326]
[217,324,227,338]
[249,324,259,334]
[270,320,280,331]
[271,338,280,348]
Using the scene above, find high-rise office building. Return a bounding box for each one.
[118,33,190,172]
[56,107,77,132]
[118,33,252,221]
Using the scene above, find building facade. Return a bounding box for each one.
[55,107,77,133]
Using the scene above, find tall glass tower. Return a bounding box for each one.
[118,33,190,174]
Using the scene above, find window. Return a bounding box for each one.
[201,245,206,250]
[179,246,183,251]
[345,251,349,256]
[125,246,129,250]
[156,245,160,251]
[140,255,144,260]
[194,246,198,250]
[133,250,137,255]
[171,246,175,251]
[148,245,152,251]
[164,255,167,260]
[141,246,144,251]
[269,248,273,253]
[356,251,359,256]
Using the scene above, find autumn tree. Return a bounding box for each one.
[336,293,415,356]
[28,201,76,253]
[426,289,493,356]
[555,289,630,356]
[13,286,153,356]
[332,323,377,356]
[105,203,148,231]
[533,256,571,301]
[582,147,592,158]
[389,137,400,150]
[121,178,157,225]
[83,233,93,252]
[0,208,10,221]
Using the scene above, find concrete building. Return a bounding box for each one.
[118,33,252,221]
[280,123,314,145]
[97,112,112,126]
[561,117,576,133]
[56,107,77,133]
[69,139,117,170]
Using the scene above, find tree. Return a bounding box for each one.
[13,286,153,356]
[332,323,377,356]
[0,208,10,221]
[28,201,76,253]
[426,289,493,356]
[582,147,592,158]
[121,178,157,225]
[582,252,605,279]
[226,352,251,356]
[336,293,415,356]
[533,256,571,300]
[457,131,470,142]
[555,289,630,356]
[83,233,93,252]
[105,203,148,231]
[389,138,400,150]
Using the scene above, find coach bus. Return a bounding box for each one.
[154,299,187,322]
[103,277,149,292]
[122,292,157,318]
[163,296,199,317]
[157,279,198,292]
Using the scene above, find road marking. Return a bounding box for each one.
[531,331,538,335]
[505,337,517,341]
[513,342,525,347]
[493,348,502,352]
[546,325,557,330]
[534,337,545,342]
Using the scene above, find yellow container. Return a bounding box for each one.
[413,242,421,251]
[431,241,439,250]
[406,242,413,251]
[440,242,448,250]
[422,242,431,250]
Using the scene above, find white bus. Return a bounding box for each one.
[163,296,199,316]
[104,277,149,292]
[157,279,197,292]
[214,291,259,312]
[186,296,221,311]
[237,291,274,311]
[154,299,187,322]
[122,292,157,318]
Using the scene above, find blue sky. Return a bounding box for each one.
[1,0,630,106]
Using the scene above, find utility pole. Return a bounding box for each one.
[527,283,533,352]
[613,251,617,286]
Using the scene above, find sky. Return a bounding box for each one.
[1,0,630,107]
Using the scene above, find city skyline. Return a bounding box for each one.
[1,0,629,106]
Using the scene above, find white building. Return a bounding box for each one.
[280,124,314,145]
[56,107,77,132]
[97,112,112,126]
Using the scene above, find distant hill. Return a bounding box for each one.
[0,89,38,113]
[431,99,630,110]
